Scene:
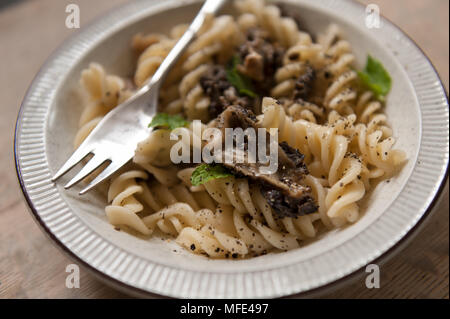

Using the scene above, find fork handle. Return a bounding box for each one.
[145,0,228,90]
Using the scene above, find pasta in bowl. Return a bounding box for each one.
[75,0,406,259]
[16,0,448,297]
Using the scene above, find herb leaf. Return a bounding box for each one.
[357,55,392,100]
[226,56,258,98]
[191,164,233,186]
[148,113,189,130]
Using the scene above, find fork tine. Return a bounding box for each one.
[64,155,109,189]
[79,156,131,195]
[52,146,93,181]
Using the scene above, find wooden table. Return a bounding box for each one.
[0,0,448,299]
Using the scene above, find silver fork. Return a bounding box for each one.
[52,0,227,195]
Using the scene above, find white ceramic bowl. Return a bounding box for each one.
[15,0,449,298]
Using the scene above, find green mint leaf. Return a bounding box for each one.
[226,56,258,98]
[191,164,233,186]
[357,55,392,100]
[148,113,189,130]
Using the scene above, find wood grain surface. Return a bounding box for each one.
[0,0,448,299]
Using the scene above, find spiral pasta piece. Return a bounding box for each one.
[271,30,325,98]
[258,97,313,160]
[176,205,250,258]
[134,120,207,169]
[318,24,355,76]
[283,98,324,124]
[317,25,358,115]
[105,170,151,235]
[354,124,406,179]
[133,25,190,112]
[201,175,317,249]
[235,0,301,47]
[133,129,177,167]
[179,64,212,122]
[258,98,366,225]
[355,91,393,138]
[178,15,241,121]
[75,63,133,148]
[106,170,216,236]
[323,70,357,114]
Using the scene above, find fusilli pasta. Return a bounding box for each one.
[73,0,407,259]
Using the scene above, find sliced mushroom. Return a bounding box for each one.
[211,105,318,218]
